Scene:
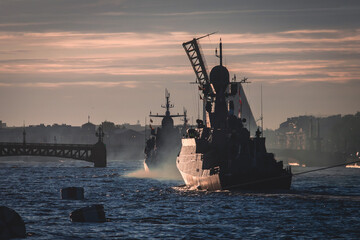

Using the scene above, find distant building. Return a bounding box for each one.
[82,116,96,132]
[101,121,116,134]
[82,121,96,132]
[120,122,144,132]
[0,120,6,128]
[275,114,341,152]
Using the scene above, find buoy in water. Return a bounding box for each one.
[70,204,106,222]
[0,206,26,239]
[61,187,84,200]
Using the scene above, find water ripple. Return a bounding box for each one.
[1,159,360,239]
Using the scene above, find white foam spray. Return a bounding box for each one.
[126,158,183,181]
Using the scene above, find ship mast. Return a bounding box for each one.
[150,88,181,119]
[261,84,264,137]
[162,88,173,117]
[215,38,223,66]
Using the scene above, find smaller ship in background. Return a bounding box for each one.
[144,89,186,172]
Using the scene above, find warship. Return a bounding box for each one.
[177,35,292,190]
[144,89,186,171]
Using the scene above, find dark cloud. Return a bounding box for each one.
[0,0,359,33]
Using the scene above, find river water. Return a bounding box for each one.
[1,157,360,239]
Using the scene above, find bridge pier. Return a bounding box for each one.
[92,141,106,167]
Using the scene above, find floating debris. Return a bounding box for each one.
[0,206,26,239]
[61,187,84,200]
[70,204,106,222]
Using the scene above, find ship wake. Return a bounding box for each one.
[126,160,183,181]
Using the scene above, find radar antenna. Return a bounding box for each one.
[215,38,223,66]
[150,89,184,119]
[161,88,174,117]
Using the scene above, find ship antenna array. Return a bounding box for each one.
[195,31,218,41]
[260,84,263,136]
[255,84,263,136]
[215,38,223,66]
[240,77,250,83]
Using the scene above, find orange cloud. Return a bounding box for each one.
[4,81,139,89]
[0,29,359,86]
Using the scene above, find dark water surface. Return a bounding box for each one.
[1,157,360,239]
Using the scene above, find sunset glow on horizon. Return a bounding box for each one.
[0,0,359,129]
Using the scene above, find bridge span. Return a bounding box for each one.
[0,127,106,167]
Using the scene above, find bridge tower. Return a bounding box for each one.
[22,126,26,146]
[92,126,106,167]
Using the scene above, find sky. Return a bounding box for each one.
[0,0,359,129]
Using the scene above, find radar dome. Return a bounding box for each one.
[210,65,229,93]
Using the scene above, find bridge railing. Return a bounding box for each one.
[0,142,106,167]
[0,126,107,167]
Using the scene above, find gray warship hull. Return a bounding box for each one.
[177,138,292,191]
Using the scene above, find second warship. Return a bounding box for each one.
[177,35,292,190]
[144,89,186,171]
